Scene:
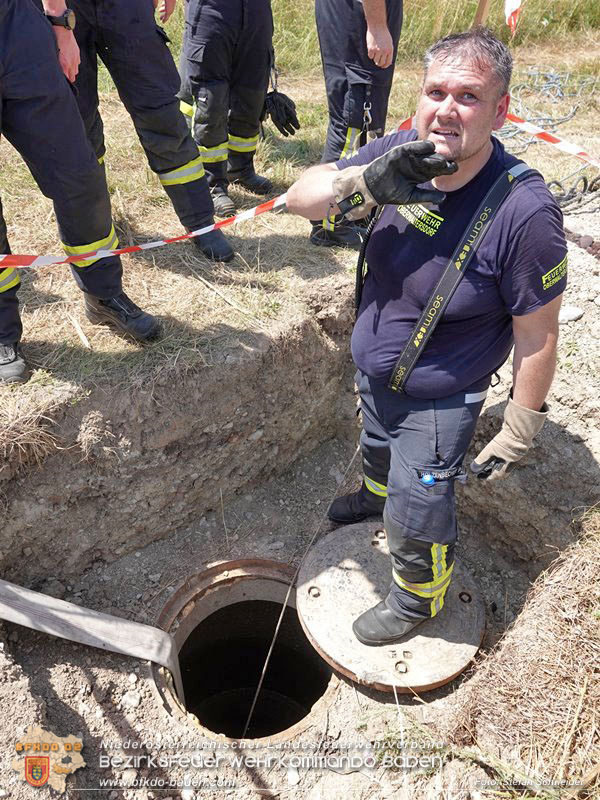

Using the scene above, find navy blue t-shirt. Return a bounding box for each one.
[337,131,568,399]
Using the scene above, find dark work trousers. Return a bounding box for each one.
[315,0,402,231]
[71,0,214,230]
[356,371,488,621]
[0,0,122,345]
[177,0,273,189]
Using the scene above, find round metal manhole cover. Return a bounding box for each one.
[297,521,485,693]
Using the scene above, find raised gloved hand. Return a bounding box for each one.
[333,140,457,221]
[263,90,300,137]
[470,395,548,482]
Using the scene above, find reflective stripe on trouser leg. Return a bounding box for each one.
[180,99,194,128]
[340,127,361,158]
[0,268,20,293]
[392,543,454,617]
[199,142,228,164]
[228,133,259,154]
[321,127,360,230]
[64,226,124,299]
[62,225,119,268]
[158,156,206,186]
[385,529,456,620]
[363,475,387,499]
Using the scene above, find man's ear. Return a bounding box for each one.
[493,92,510,131]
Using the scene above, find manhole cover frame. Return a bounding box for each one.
[150,559,340,744]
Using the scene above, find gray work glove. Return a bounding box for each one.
[333,140,457,221]
[470,395,548,482]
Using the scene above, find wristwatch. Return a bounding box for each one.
[45,9,76,30]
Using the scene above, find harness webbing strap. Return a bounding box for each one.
[387,162,536,392]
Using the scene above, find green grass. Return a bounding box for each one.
[273,0,600,75]
[95,0,600,96]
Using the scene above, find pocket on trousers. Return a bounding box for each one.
[343,63,388,129]
[404,464,464,539]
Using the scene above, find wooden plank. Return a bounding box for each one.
[473,0,492,27]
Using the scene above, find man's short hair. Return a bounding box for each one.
[423,27,513,96]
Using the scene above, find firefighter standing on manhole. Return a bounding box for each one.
[287,28,566,645]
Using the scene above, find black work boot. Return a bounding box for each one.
[0,342,27,384]
[84,292,160,342]
[189,227,234,262]
[310,218,363,250]
[352,601,425,646]
[327,484,385,524]
[210,185,236,218]
[228,151,273,195]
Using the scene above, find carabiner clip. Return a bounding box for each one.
[363,101,372,129]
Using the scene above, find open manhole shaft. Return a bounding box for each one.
[240,445,360,738]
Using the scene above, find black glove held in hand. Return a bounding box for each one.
[264,91,300,137]
[333,140,457,220]
[365,140,457,204]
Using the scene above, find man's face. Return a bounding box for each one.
[416,56,510,164]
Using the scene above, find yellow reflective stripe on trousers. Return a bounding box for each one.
[340,127,361,159]
[180,100,194,119]
[98,155,105,165]
[429,543,450,616]
[364,475,387,498]
[0,267,20,292]
[158,156,206,186]
[431,543,447,582]
[228,133,259,153]
[323,128,361,228]
[62,224,119,268]
[199,143,228,163]
[393,560,454,598]
[322,213,336,231]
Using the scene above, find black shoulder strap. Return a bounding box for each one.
[388,162,537,393]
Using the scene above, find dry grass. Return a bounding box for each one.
[0,378,68,480]
[442,507,600,797]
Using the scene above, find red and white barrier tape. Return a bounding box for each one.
[398,113,600,170]
[505,112,600,170]
[2,113,598,269]
[0,193,287,270]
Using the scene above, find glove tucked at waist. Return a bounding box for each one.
[470,395,548,482]
[332,140,457,221]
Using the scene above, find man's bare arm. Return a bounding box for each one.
[512,294,562,410]
[363,0,393,69]
[42,0,80,82]
[286,163,340,220]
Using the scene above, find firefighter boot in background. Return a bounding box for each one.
[227,150,273,195]
[309,216,364,249]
